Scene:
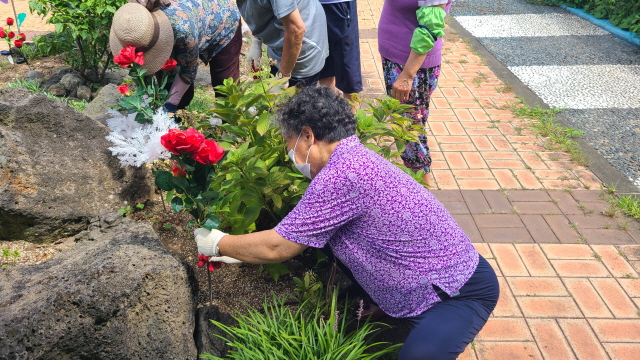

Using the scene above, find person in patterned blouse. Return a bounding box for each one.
[111,0,242,113]
[193,86,500,360]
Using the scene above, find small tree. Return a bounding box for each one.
[29,0,129,82]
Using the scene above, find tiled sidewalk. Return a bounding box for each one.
[462,242,640,360]
[356,0,640,359]
[357,1,601,191]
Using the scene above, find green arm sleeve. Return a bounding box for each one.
[410,6,447,55]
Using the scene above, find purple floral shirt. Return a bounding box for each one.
[275,135,478,318]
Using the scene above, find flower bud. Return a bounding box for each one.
[6,18,14,26]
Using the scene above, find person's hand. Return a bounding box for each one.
[194,228,228,257]
[391,70,415,102]
[163,102,178,116]
[207,255,243,264]
[247,38,263,70]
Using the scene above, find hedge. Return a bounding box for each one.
[541,0,640,37]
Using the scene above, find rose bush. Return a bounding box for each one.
[155,128,226,230]
[114,46,179,124]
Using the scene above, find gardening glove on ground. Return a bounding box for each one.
[410,5,447,54]
[247,38,263,69]
[194,228,227,257]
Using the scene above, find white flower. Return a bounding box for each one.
[105,109,176,167]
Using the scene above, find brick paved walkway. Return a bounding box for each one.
[356,1,640,359]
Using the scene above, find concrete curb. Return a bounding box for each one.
[448,17,640,196]
[560,5,640,48]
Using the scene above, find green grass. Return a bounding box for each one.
[618,196,640,219]
[507,99,589,166]
[201,292,401,360]
[6,78,43,93]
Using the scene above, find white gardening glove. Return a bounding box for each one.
[247,38,263,70]
[208,255,243,264]
[194,228,227,257]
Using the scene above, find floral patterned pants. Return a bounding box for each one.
[383,58,441,173]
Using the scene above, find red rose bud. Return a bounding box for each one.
[192,139,225,165]
[171,161,186,177]
[0,30,5,39]
[197,254,208,268]
[6,18,14,26]
[18,33,26,41]
[161,58,177,72]
[13,39,22,48]
[116,84,131,96]
[160,128,205,155]
[7,31,14,39]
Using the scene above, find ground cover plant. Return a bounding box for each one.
[506,99,589,166]
[528,0,640,38]
[202,290,401,360]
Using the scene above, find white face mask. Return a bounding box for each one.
[288,133,312,179]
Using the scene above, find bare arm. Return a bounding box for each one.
[279,9,306,77]
[217,229,308,264]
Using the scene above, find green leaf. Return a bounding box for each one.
[201,214,221,230]
[171,176,190,193]
[170,196,184,213]
[271,193,282,209]
[256,112,270,135]
[265,263,290,283]
[155,170,173,191]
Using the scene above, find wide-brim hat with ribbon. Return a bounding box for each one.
[110,3,174,74]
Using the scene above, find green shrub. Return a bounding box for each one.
[6,78,43,93]
[19,31,74,61]
[202,291,401,360]
[29,0,129,82]
[536,1,640,36]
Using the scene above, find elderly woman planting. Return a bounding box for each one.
[194,86,499,360]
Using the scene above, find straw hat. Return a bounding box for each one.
[110,3,175,75]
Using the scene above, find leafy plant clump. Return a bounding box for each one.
[528,0,640,37]
[1,247,21,267]
[5,78,88,112]
[29,0,129,82]
[202,291,401,360]
[507,99,589,166]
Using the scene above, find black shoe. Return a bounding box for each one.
[0,50,11,56]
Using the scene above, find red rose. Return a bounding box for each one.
[13,39,22,48]
[116,84,131,96]
[7,31,14,39]
[0,30,5,39]
[192,139,225,165]
[161,58,177,72]
[17,33,26,41]
[134,52,145,66]
[160,128,205,155]
[113,46,144,68]
[6,18,14,26]
[171,161,186,177]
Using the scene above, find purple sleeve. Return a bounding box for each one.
[274,169,363,248]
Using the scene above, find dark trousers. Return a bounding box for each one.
[322,245,499,360]
[400,256,499,360]
[173,23,243,110]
